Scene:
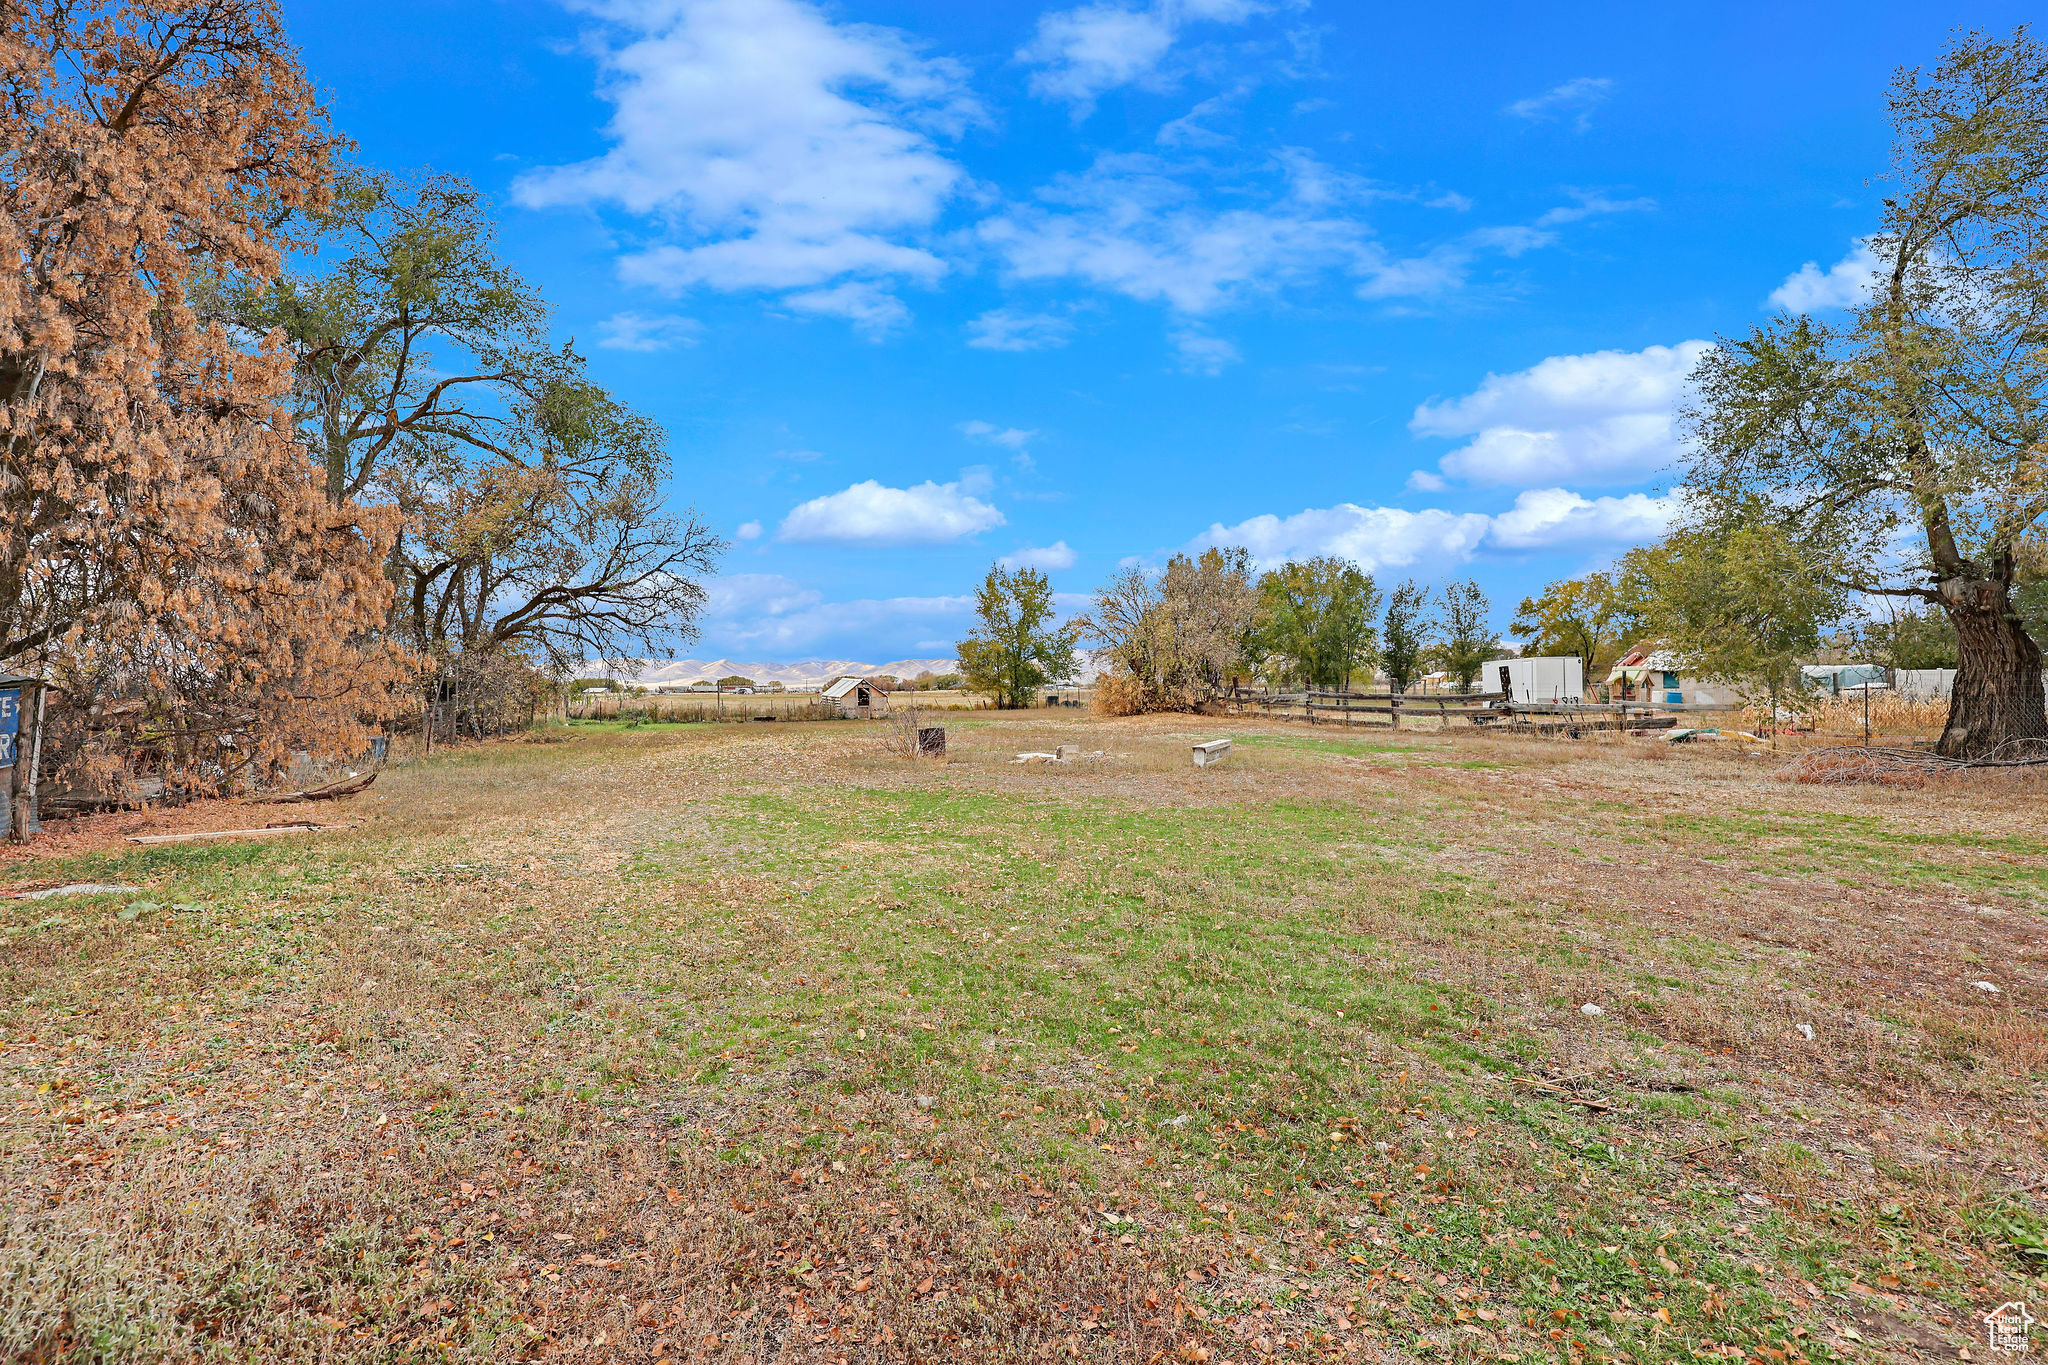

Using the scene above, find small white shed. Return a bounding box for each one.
[822,676,891,718]
[1485,656,1584,704]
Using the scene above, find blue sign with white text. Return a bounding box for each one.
[0,688,17,767]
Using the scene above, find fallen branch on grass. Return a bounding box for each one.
[1512,1075,1619,1112]
[3,883,140,900]
[1790,738,2048,785]
[126,822,335,846]
[1677,1138,1736,1160]
[247,772,377,804]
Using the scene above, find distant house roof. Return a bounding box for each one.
[824,675,891,701]
[1605,648,1682,684]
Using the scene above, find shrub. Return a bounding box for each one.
[1091,672,1148,717]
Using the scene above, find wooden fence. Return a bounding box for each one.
[1227,687,1509,729]
[1224,688,1709,735]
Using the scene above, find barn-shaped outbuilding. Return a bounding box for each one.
[822,676,891,717]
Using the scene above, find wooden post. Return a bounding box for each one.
[22,679,44,839]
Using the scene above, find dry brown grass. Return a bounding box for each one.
[1783,748,1939,788]
[1,714,2043,1364]
[1802,691,1951,742]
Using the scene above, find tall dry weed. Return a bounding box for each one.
[879,705,943,757]
[1805,692,1950,738]
[1090,671,1147,717]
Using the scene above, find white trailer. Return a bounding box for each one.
[1485,656,1584,705]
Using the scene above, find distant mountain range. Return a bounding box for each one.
[622,658,960,689]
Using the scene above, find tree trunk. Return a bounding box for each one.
[1936,576,2048,758]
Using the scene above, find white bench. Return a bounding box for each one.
[1192,738,1231,767]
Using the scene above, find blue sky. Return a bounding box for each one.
[290,0,2032,662]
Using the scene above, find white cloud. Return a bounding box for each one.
[1020,5,1175,113]
[1171,330,1240,373]
[1191,504,1493,573]
[1189,487,1673,572]
[981,151,1614,323]
[778,473,1005,545]
[1354,249,1471,301]
[1019,0,1282,115]
[596,311,703,350]
[965,308,1075,351]
[703,572,824,618]
[1409,340,1711,486]
[700,575,974,651]
[514,0,975,328]
[1768,241,1880,312]
[1504,76,1613,130]
[1157,83,1252,148]
[781,280,910,337]
[1534,189,1655,227]
[735,520,763,540]
[998,540,1078,570]
[1354,224,1552,301]
[980,151,1378,315]
[1484,488,1676,550]
[958,420,1036,449]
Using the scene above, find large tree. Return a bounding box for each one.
[378,370,720,675]
[213,170,721,693]
[1618,512,1849,711]
[1685,29,2048,756]
[1379,580,1431,691]
[1431,578,1497,692]
[1085,548,1259,711]
[0,0,405,794]
[1255,557,1379,688]
[218,170,545,508]
[957,566,1079,710]
[1511,573,1630,679]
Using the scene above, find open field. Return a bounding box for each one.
[1,716,2043,1364]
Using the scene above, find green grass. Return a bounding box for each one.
[1641,807,2048,900]
[2,721,2041,1364]
[594,780,1859,1360]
